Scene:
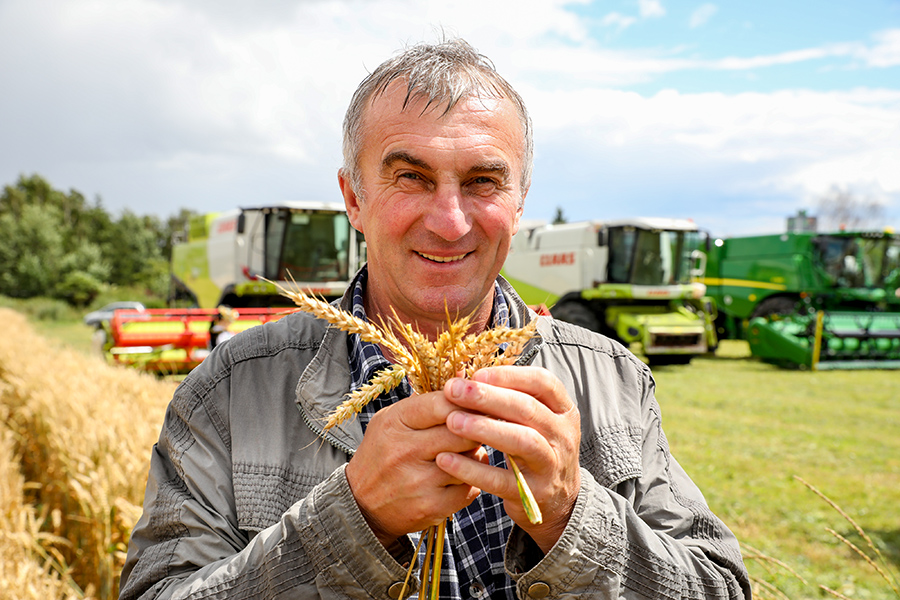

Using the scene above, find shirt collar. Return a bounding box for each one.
[348,266,510,391]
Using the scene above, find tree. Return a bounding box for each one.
[815,187,886,231]
[552,206,568,224]
[0,173,171,304]
[0,204,66,298]
[100,210,166,287]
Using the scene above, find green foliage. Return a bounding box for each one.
[0,203,66,297]
[0,173,190,306]
[57,271,104,307]
[552,205,567,224]
[0,295,80,321]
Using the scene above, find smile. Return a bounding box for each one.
[418,252,468,263]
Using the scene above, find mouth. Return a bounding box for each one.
[417,251,469,263]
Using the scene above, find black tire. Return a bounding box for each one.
[751,296,798,319]
[550,301,601,332]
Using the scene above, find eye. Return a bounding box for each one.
[466,176,500,195]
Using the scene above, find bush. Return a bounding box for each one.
[0,296,79,322]
[57,271,104,308]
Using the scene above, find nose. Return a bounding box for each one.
[423,183,471,242]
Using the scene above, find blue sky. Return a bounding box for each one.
[1,0,898,237]
[579,1,898,94]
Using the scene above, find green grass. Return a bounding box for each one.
[654,341,900,600]
[16,308,900,600]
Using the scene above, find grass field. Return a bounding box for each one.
[652,343,900,600]
[2,312,898,599]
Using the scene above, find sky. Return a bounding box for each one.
[1,0,899,237]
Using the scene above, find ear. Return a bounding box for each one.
[338,169,364,234]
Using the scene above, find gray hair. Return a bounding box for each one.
[341,38,533,204]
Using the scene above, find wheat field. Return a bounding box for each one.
[0,308,176,600]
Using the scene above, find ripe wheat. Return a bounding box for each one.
[276,284,542,599]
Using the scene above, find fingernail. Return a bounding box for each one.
[448,378,465,399]
[448,411,468,430]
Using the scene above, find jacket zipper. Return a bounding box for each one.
[299,406,357,457]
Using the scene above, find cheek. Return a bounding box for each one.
[481,206,520,245]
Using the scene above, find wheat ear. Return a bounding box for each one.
[324,364,408,431]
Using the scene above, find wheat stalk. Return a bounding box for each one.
[794,475,899,596]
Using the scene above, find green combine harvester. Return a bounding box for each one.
[502,218,718,366]
[702,225,900,370]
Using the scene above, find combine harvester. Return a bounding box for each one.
[702,219,900,370]
[502,218,717,366]
[101,201,365,375]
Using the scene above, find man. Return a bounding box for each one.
[120,39,750,599]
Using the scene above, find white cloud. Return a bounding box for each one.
[854,28,900,67]
[689,3,717,28]
[600,11,637,30]
[638,0,666,18]
[600,0,663,33]
[0,0,897,233]
[523,86,900,230]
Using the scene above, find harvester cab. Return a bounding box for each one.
[502,218,717,365]
[171,201,364,309]
[704,228,900,370]
[103,201,365,375]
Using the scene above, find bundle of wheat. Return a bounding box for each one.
[278,286,541,599]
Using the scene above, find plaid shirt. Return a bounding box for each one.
[347,268,516,599]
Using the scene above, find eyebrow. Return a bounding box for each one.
[381,151,511,182]
[381,151,431,173]
[468,161,511,182]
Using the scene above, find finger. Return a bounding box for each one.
[435,451,518,502]
[389,390,457,431]
[443,375,546,428]
[445,410,548,463]
[471,366,574,415]
[366,397,485,461]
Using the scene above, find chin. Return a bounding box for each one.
[427,289,487,318]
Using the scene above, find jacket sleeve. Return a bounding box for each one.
[505,372,751,600]
[119,391,414,600]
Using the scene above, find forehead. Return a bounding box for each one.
[359,80,525,163]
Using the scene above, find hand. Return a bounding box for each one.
[435,366,581,553]
[345,391,489,548]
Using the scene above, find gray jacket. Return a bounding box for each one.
[120,277,750,600]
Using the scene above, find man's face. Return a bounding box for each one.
[340,81,526,330]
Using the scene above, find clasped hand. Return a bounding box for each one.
[345,366,581,554]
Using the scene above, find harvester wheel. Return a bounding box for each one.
[648,354,692,367]
[751,296,798,319]
[550,301,601,332]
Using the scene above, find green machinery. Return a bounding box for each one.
[99,202,366,374]
[502,218,717,365]
[701,228,900,369]
[170,202,365,309]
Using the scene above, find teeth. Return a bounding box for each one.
[419,252,467,263]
